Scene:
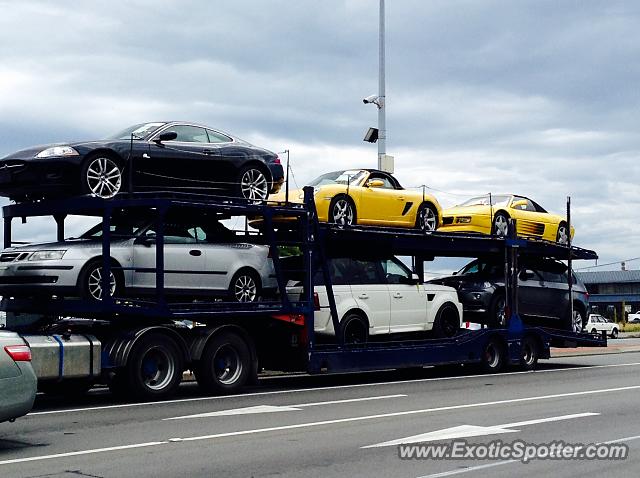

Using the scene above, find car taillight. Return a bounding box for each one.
[313,292,320,311]
[5,345,31,362]
[273,155,281,165]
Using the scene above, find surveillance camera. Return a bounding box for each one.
[363,95,379,104]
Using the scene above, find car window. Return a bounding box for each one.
[144,223,198,244]
[314,258,351,286]
[351,259,383,284]
[206,129,232,143]
[382,258,411,284]
[511,197,536,212]
[166,125,209,143]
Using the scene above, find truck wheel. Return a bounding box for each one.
[432,303,460,338]
[125,333,184,399]
[196,331,251,394]
[519,336,539,371]
[478,338,505,373]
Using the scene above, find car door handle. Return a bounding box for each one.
[398,197,405,200]
[393,292,403,299]
[202,149,218,156]
[189,249,202,257]
[358,294,369,300]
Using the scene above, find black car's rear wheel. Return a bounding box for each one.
[81,156,123,198]
[237,166,269,201]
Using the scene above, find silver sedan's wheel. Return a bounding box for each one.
[417,204,438,232]
[556,224,569,244]
[87,266,116,300]
[330,197,355,226]
[85,157,122,198]
[240,168,268,201]
[492,213,509,237]
[230,270,260,303]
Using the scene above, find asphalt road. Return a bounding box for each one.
[2,351,640,478]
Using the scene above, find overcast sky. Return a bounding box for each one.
[0,0,638,271]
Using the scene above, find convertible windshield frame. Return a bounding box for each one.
[457,194,512,207]
[308,170,368,187]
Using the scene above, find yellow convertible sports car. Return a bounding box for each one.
[438,194,574,243]
[270,169,443,232]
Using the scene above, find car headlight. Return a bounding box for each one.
[28,250,67,261]
[35,146,80,158]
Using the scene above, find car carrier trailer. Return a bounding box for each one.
[0,188,607,399]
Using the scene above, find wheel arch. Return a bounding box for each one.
[76,256,125,288]
[103,326,190,369]
[239,160,273,183]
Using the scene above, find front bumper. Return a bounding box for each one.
[0,259,83,296]
[0,158,78,199]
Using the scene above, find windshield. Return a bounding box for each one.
[80,217,151,240]
[106,122,166,140]
[307,170,368,187]
[457,195,511,207]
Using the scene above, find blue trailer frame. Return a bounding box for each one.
[1,188,606,381]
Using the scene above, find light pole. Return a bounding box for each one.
[363,0,387,171]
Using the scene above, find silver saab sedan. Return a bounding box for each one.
[0,214,276,303]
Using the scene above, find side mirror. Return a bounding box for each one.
[519,269,534,281]
[138,234,156,247]
[452,271,458,275]
[411,273,420,283]
[366,179,385,188]
[154,131,178,144]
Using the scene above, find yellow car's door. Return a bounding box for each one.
[357,174,409,226]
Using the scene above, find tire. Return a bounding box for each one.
[81,155,123,198]
[590,328,598,335]
[78,259,123,301]
[611,328,618,339]
[125,333,184,399]
[195,331,251,395]
[228,268,262,303]
[416,202,438,233]
[567,307,585,332]
[488,293,507,328]
[492,212,510,237]
[432,303,460,338]
[519,336,539,371]
[328,196,356,227]
[236,165,269,201]
[478,338,505,373]
[340,313,369,344]
[556,222,569,244]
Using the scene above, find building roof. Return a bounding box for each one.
[576,270,640,284]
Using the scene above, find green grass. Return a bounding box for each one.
[621,323,640,333]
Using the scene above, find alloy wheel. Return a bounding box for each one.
[572,310,584,332]
[86,157,122,198]
[332,199,354,226]
[240,169,268,201]
[88,266,116,300]
[557,225,569,244]
[493,215,509,237]
[234,274,257,302]
[419,206,437,232]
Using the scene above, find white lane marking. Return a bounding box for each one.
[364,412,599,447]
[601,434,640,444]
[164,394,407,420]
[416,460,517,478]
[28,361,640,417]
[0,442,166,466]
[172,386,638,443]
[2,388,638,467]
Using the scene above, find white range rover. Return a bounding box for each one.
[288,256,463,343]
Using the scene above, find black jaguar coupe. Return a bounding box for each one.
[0,122,284,201]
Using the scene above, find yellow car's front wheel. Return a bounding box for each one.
[329,195,356,226]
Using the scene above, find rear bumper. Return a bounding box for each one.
[0,363,37,423]
[268,164,285,193]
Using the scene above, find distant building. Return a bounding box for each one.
[576,270,640,320]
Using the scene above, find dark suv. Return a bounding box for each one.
[429,257,589,332]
